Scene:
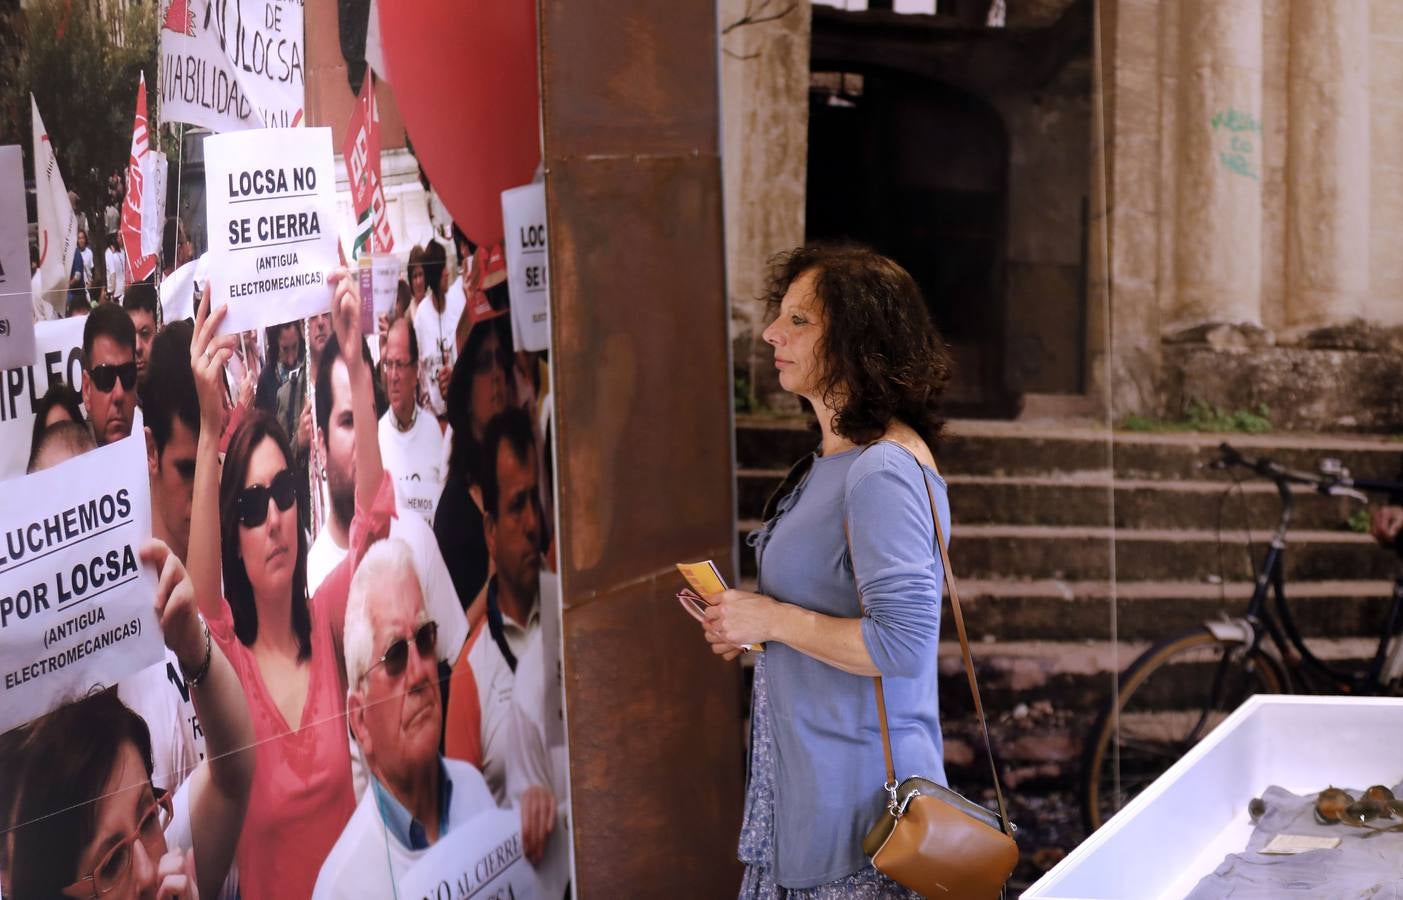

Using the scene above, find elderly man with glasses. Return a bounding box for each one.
[312,538,496,898]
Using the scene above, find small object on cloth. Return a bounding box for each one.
[1248,797,1267,821]
[1260,834,1342,855]
[1315,787,1353,824]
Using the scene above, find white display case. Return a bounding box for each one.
[1024,695,1403,900]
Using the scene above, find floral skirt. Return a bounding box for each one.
[737,653,920,899]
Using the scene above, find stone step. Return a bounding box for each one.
[938,579,1398,642]
[935,637,1378,715]
[736,468,1367,531]
[738,521,1393,582]
[735,415,1403,481]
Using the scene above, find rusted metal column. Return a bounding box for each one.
[539,1,745,895]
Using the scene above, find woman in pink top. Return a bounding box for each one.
[188,271,391,899]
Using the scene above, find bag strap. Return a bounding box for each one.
[844,445,1013,837]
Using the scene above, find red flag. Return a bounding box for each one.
[162,0,195,36]
[343,69,393,257]
[122,74,158,282]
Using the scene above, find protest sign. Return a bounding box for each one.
[31,97,76,320]
[398,808,541,900]
[159,0,306,132]
[0,430,162,735]
[501,184,549,353]
[373,253,398,318]
[159,254,209,325]
[0,318,86,482]
[203,128,338,335]
[0,146,35,370]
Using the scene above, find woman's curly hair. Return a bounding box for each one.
[764,242,953,448]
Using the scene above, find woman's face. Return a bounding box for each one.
[410,266,426,300]
[762,269,826,400]
[69,742,166,900]
[468,329,509,438]
[238,437,297,604]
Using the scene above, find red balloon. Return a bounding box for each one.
[378,0,540,245]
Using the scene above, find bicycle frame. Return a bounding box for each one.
[1234,473,1403,694]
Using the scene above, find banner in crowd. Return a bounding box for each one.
[204,127,338,334]
[30,96,76,319]
[502,183,550,353]
[159,0,306,132]
[0,145,35,369]
[160,253,208,324]
[122,73,159,283]
[398,809,541,900]
[344,69,392,258]
[0,430,162,735]
[0,317,86,482]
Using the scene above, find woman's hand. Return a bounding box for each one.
[191,284,238,433]
[702,589,785,654]
[156,848,198,900]
[141,539,203,676]
[327,267,364,379]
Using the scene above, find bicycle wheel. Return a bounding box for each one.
[1080,628,1285,833]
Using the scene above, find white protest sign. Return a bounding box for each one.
[160,254,209,325]
[398,808,541,900]
[159,0,306,132]
[0,430,162,735]
[0,318,86,483]
[204,128,338,335]
[0,146,35,369]
[501,184,550,353]
[372,253,398,319]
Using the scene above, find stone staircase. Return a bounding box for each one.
[734,414,1403,878]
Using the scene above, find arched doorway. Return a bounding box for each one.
[807,71,1016,416]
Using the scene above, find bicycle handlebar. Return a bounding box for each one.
[1208,442,1403,503]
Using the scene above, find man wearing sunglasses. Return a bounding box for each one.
[313,539,496,898]
[82,303,139,447]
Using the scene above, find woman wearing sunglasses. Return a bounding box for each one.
[185,270,396,900]
[0,540,253,900]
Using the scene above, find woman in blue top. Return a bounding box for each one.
[700,244,954,897]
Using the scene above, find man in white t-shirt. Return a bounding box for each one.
[378,316,443,525]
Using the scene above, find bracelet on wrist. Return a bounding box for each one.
[182,613,212,687]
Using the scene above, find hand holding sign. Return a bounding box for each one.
[520,784,557,866]
[141,539,203,677]
[192,283,237,434]
[329,267,363,379]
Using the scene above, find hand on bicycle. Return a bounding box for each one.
[1370,505,1403,548]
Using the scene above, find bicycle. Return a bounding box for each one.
[1079,442,1403,833]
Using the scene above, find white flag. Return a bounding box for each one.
[141,149,168,260]
[30,96,76,317]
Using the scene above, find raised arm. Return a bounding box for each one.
[142,538,253,900]
[328,267,383,511]
[188,284,239,624]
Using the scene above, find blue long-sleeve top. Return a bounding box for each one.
[750,439,949,888]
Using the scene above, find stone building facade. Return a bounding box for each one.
[725,0,1403,431]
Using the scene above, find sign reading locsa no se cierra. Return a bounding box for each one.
[225,165,322,245]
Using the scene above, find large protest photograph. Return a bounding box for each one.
[0,1,568,898]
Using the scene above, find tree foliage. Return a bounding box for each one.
[0,0,160,235]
